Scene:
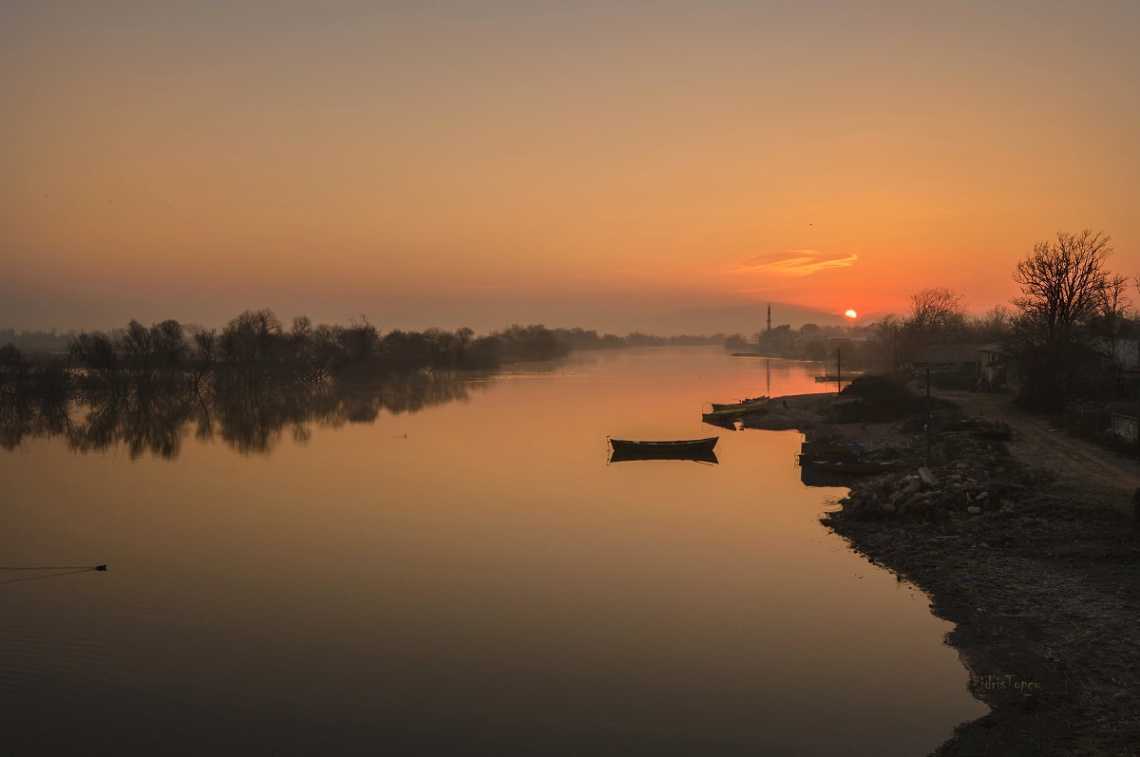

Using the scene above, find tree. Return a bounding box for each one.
[973,305,1013,343]
[1011,230,1113,344]
[908,287,967,333]
[871,314,910,372]
[1010,229,1115,410]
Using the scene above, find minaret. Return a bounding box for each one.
[767,304,772,333]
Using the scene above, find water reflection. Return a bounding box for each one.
[0,396,71,450]
[2,371,485,457]
[609,448,719,464]
[0,348,986,756]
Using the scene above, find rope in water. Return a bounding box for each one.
[0,565,107,571]
[0,566,106,585]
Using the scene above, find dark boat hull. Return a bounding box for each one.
[710,397,768,413]
[609,437,718,462]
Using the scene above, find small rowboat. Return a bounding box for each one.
[608,436,719,463]
[710,396,769,413]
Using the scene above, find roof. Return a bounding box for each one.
[911,344,984,365]
[978,342,1010,356]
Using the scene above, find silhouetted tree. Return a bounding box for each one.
[1010,229,1116,410]
[70,332,125,395]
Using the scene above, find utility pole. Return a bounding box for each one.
[926,367,932,466]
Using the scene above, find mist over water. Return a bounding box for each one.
[0,347,985,755]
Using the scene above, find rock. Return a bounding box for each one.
[976,491,989,501]
[903,478,923,494]
[968,506,982,515]
[918,467,939,487]
[882,502,897,514]
[889,491,905,505]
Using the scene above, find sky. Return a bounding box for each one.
[2,0,1138,334]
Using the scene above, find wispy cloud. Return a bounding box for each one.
[440,283,517,291]
[727,250,858,277]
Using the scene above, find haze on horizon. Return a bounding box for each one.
[2,0,1138,335]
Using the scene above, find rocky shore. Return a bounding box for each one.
[760,382,1140,756]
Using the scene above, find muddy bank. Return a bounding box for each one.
[768,381,1140,756]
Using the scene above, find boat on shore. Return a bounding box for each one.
[710,396,769,413]
[608,436,719,463]
[815,371,863,383]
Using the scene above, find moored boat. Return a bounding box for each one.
[608,436,718,462]
[609,436,718,456]
[710,396,769,412]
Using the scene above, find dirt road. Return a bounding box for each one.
[936,389,1140,507]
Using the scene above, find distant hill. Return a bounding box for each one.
[633,303,854,337]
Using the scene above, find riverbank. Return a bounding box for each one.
[765,382,1140,756]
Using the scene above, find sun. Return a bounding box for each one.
[844,309,858,319]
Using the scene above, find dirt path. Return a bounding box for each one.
[801,383,1140,755]
[935,389,1140,506]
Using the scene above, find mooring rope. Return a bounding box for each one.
[0,566,105,585]
[0,565,106,571]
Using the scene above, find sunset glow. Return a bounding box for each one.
[845,310,858,319]
[2,2,1138,333]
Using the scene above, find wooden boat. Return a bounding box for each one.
[609,437,718,455]
[799,438,867,461]
[710,396,769,412]
[608,436,719,462]
[815,371,863,383]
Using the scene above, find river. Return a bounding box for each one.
[0,346,985,755]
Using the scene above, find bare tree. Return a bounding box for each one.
[1011,230,1113,344]
[871,314,910,372]
[1010,229,1115,410]
[908,287,967,332]
[973,305,1013,343]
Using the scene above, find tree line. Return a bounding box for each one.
[870,229,1136,412]
[1,311,723,403]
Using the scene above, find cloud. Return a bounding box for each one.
[439,283,517,291]
[727,250,858,277]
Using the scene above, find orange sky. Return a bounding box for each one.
[2,1,1138,334]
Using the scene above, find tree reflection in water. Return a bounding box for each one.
[2,371,483,458]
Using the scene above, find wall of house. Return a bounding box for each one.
[1111,413,1139,443]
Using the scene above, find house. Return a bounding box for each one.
[978,343,1015,390]
[1111,413,1139,444]
[909,344,984,389]
[1094,338,1140,372]
[910,344,983,374]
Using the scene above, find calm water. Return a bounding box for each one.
[0,347,985,755]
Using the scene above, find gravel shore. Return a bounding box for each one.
[764,383,1140,756]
